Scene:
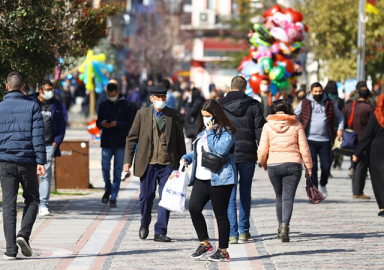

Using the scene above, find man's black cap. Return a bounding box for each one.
[150,85,167,95]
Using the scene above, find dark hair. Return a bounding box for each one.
[7,71,24,90]
[270,99,295,115]
[197,99,236,136]
[356,81,367,91]
[324,80,338,95]
[231,76,247,91]
[39,79,54,90]
[161,79,171,90]
[107,83,118,92]
[191,87,201,102]
[310,82,323,91]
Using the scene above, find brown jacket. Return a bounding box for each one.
[257,114,312,170]
[124,107,186,177]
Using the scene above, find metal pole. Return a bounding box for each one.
[357,0,366,81]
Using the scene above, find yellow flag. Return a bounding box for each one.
[366,2,379,15]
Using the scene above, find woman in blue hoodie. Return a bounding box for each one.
[181,99,237,262]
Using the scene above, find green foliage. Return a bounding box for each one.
[294,0,384,82]
[0,0,124,100]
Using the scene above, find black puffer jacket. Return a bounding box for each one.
[219,91,266,162]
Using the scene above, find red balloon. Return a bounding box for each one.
[86,119,100,137]
[263,5,282,18]
[249,74,270,94]
[283,59,295,74]
[283,8,303,23]
[304,24,309,32]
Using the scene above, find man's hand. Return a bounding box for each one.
[124,163,132,172]
[337,129,343,141]
[52,142,58,147]
[101,120,111,128]
[352,155,358,163]
[37,165,46,175]
[109,121,117,128]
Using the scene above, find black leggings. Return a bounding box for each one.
[189,179,233,249]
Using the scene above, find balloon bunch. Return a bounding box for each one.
[78,50,114,94]
[86,119,101,143]
[238,5,308,96]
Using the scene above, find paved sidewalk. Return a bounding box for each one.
[0,127,383,269]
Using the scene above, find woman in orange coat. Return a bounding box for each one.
[258,99,312,242]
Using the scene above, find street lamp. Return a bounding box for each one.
[357,0,366,81]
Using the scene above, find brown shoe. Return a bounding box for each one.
[353,194,371,199]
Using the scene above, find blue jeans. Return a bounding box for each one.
[307,140,331,188]
[228,162,255,238]
[140,164,173,235]
[101,147,125,201]
[39,145,56,208]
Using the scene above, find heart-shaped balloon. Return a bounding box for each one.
[263,5,283,18]
[283,8,303,23]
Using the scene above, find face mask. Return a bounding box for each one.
[108,96,118,102]
[298,95,305,100]
[313,93,323,102]
[260,84,269,92]
[153,100,166,110]
[359,90,369,99]
[203,117,213,127]
[43,91,54,100]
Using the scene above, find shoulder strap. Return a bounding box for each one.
[348,101,356,128]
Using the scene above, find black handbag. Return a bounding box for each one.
[201,145,234,173]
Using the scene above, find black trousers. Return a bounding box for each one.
[0,162,40,255]
[189,178,233,249]
[268,163,302,225]
[352,151,368,195]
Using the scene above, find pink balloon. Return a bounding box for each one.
[294,22,307,41]
[285,23,298,43]
[271,42,280,54]
[272,12,293,29]
[270,27,289,43]
[254,51,272,61]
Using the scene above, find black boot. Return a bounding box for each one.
[277,225,281,239]
[280,223,290,242]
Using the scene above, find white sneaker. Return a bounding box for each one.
[38,207,51,216]
[319,185,328,198]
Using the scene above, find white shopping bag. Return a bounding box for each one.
[159,164,189,212]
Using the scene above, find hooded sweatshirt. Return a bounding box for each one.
[218,91,266,162]
[294,92,344,141]
[257,114,312,169]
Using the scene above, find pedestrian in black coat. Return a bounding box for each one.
[353,94,384,217]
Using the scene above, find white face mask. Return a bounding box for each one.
[153,100,166,110]
[260,84,269,92]
[203,117,213,127]
[43,91,54,100]
[108,96,118,102]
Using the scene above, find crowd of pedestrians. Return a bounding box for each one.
[1,70,384,262]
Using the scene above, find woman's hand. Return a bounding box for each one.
[180,159,189,166]
[206,119,215,130]
[352,155,358,162]
[259,163,267,171]
[306,168,312,177]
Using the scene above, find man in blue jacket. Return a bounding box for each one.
[30,80,66,216]
[0,71,46,260]
[96,82,137,207]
